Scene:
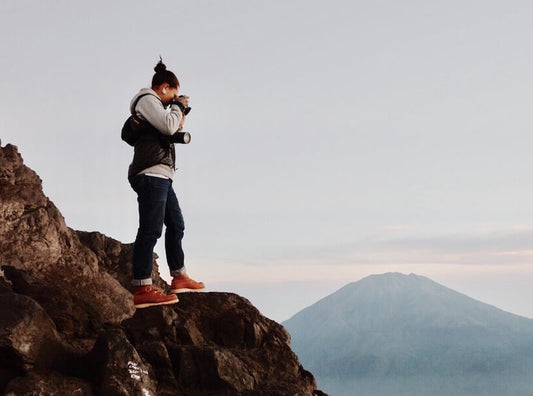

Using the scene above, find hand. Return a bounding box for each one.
[170,95,191,115]
[176,95,189,108]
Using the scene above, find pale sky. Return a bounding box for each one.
[1,0,533,322]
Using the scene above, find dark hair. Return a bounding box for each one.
[151,58,179,88]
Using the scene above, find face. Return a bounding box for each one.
[157,84,180,105]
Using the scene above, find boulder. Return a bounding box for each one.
[0,292,63,372]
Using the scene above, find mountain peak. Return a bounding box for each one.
[289,272,531,331]
[284,273,533,395]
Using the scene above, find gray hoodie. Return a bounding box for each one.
[128,88,184,178]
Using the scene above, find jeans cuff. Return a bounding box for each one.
[170,266,186,278]
[132,278,153,287]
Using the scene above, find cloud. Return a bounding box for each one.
[381,229,533,254]
[231,226,533,268]
[156,225,533,287]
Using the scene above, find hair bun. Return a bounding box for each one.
[154,58,167,73]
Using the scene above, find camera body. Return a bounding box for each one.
[170,95,191,115]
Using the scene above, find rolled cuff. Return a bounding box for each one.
[132,278,153,287]
[170,266,186,278]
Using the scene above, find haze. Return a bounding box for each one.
[1,0,532,321]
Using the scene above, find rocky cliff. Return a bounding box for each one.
[0,141,323,395]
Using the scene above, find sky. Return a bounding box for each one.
[1,0,533,322]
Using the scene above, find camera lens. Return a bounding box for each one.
[171,132,191,144]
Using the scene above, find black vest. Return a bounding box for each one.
[128,125,176,177]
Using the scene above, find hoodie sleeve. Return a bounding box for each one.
[134,94,183,136]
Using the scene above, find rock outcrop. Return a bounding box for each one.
[0,141,323,395]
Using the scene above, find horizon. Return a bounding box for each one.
[2,1,533,323]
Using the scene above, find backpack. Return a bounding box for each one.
[121,93,154,146]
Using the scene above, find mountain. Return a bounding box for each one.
[283,273,533,396]
[0,141,324,396]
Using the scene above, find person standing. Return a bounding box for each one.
[128,59,205,309]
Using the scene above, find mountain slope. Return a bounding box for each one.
[283,273,533,394]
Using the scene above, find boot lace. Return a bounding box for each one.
[147,285,166,295]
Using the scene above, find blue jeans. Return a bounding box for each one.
[129,174,186,286]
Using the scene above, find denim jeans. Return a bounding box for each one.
[129,174,186,286]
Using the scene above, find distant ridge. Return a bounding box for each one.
[283,273,533,395]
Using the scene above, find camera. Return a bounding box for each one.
[170,96,191,115]
[168,95,191,143]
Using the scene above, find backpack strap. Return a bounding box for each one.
[130,92,161,116]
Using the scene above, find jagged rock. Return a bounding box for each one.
[172,293,274,349]
[76,230,168,291]
[2,266,98,345]
[4,371,93,396]
[122,305,180,346]
[0,143,135,328]
[81,327,158,396]
[122,293,318,395]
[0,292,62,371]
[135,340,179,395]
[0,289,81,391]
[0,143,65,270]
[0,142,324,395]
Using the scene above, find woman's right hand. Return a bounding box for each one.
[176,95,189,108]
[178,114,186,132]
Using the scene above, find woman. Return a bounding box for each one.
[128,59,204,309]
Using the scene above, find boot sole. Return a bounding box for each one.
[134,298,179,309]
[170,287,205,294]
